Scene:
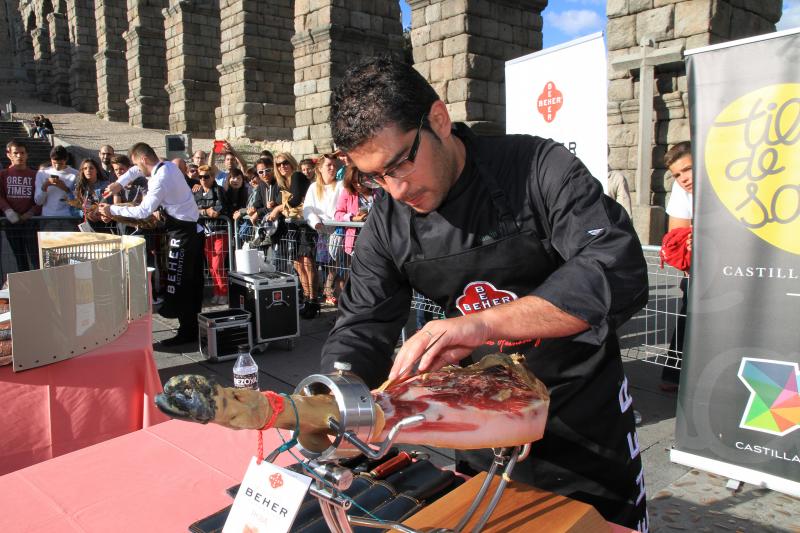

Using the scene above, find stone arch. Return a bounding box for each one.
[39,0,54,26]
[26,11,36,33]
[31,0,54,101]
[290,0,405,154]
[407,0,547,134]
[163,0,221,136]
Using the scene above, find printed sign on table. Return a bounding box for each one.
[505,32,608,189]
[223,457,312,533]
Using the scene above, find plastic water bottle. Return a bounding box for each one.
[233,344,259,390]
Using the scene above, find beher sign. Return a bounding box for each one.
[672,28,800,497]
[505,33,607,190]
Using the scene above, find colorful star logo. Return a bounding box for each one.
[738,358,800,436]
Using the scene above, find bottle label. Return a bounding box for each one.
[234,372,259,390]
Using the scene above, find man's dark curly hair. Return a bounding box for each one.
[331,55,440,152]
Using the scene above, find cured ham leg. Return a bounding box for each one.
[155,353,549,451]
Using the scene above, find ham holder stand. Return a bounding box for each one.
[268,362,532,533]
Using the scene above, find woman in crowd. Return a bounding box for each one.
[73,158,113,231]
[223,167,249,218]
[334,165,374,255]
[270,152,315,315]
[303,153,342,312]
[195,165,228,305]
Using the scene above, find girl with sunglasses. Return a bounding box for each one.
[271,153,315,314]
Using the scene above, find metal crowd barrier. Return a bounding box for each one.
[618,245,689,370]
[233,220,690,368]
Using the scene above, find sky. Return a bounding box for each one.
[400,1,800,50]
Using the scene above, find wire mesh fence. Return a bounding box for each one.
[618,245,689,371]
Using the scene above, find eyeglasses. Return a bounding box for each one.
[361,114,426,189]
[276,161,291,167]
[257,168,273,175]
[199,174,212,179]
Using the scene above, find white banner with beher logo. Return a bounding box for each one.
[505,32,608,190]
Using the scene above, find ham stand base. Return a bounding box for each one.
[403,472,610,533]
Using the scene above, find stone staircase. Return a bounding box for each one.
[0,121,52,170]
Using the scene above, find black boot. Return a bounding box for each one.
[300,300,320,319]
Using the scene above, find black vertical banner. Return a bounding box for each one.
[674,30,800,496]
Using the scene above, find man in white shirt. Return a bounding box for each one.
[100,143,205,347]
[662,141,693,390]
[34,145,78,230]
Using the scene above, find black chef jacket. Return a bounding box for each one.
[321,123,648,385]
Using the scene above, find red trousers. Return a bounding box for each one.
[204,233,228,296]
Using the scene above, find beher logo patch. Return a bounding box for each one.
[738,357,800,436]
[456,281,518,316]
[705,83,800,255]
[269,472,284,489]
[537,81,563,123]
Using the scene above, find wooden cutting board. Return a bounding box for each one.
[403,472,611,532]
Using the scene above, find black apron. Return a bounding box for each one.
[152,163,205,335]
[403,172,647,529]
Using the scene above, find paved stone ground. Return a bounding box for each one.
[5,87,797,532]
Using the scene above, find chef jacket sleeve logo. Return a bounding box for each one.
[456,281,518,316]
[738,357,800,436]
[705,83,800,254]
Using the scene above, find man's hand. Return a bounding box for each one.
[97,203,114,222]
[388,314,490,382]
[246,206,256,216]
[103,181,123,198]
[249,213,259,224]
[86,209,101,222]
[191,183,202,193]
[267,205,282,221]
[353,212,367,222]
[20,210,34,222]
[232,210,242,220]
[4,209,19,224]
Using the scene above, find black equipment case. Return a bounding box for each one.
[228,271,299,345]
[197,309,253,362]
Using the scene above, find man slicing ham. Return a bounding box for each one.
[320,55,650,529]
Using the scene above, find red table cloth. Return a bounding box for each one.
[0,419,637,532]
[0,420,286,532]
[0,314,168,475]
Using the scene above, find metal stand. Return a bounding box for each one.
[270,364,532,533]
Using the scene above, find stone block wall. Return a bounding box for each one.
[30,26,51,101]
[66,0,98,113]
[95,0,129,121]
[124,0,170,129]
[215,0,295,140]
[292,0,405,154]
[409,0,546,133]
[47,12,71,106]
[163,0,220,137]
[606,0,782,208]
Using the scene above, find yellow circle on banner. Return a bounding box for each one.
[705,83,800,255]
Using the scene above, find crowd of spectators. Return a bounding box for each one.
[0,136,376,318]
